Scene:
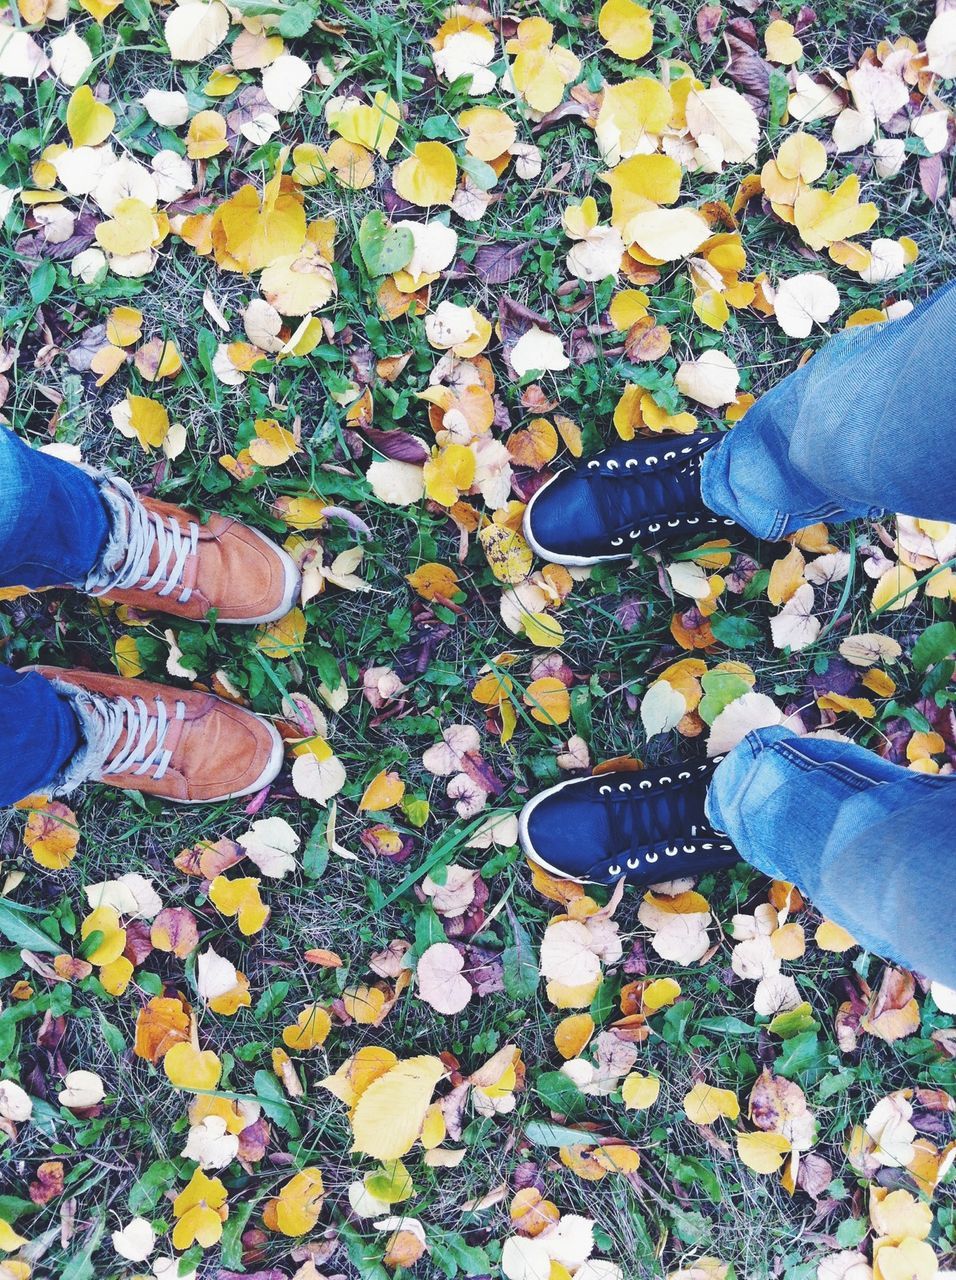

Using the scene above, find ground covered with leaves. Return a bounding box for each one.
[0,0,955,1276]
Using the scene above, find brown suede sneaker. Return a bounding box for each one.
[87,487,300,625]
[33,667,284,803]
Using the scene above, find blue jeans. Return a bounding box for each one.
[0,429,109,803]
[700,280,956,987]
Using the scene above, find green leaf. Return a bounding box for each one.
[503,909,538,1000]
[0,900,60,953]
[912,621,956,672]
[775,1030,823,1078]
[710,613,762,649]
[220,1196,256,1268]
[29,259,56,304]
[525,1119,594,1147]
[252,1071,301,1135]
[535,1070,586,1117]
[128,1159,178,1215]
[835,1217,868,1248]
[698,671,751,725]
[98,1013,125,1059]
[358,211,414,277]
[277,0,316,34]
[302,818,330,879]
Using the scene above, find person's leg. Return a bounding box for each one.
[701,281,956,538]
[0,429,111,588]
[707,727,956,987]
[0,664,83,804]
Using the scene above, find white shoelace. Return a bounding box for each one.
[97,695,186,781]
[90,494,199,604]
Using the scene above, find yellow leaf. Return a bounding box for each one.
[522,611,565,649]
[106,305,143,347]
[423,443,475,507]
[406,562,460,601]
[80,906,126,966]
[479,524,533,584]
[0,1220,28,1251]
[598,0,654,59]
[260,242,336,316]
[212,160,307,274]
[256,607,307,658]
[870,1187,934,1244]
[737,1130,791,1173]
[99,955,134,996]
[66,85,115,146]
[172,1169,227,1250]
[208,875,271,936]
[392,142,458,207]
[683,1082,740,1126]
[247,418,301,467]
[768,545,806,605]
[815,919,857,952]
[95,198,158,257]
[459,105,517,161]
[817,692,876,719]
[164,1041,222,1091]
[359,769,406,811]
[622,1072,660,1110]
[187,109,228,159]
[523,677,570,725]
[204,66,240,95]
[327,91,400,157]
[597,83,673,174]
[23,798,79,870]
[351,1055,445,1159]
[343,984,388,1025]
[794,174,879,252]
[114,634,144,678]
[693,289,730,330]
[506,18,582,113]
[281,1003,332,1051]
[872,564,918,611]
[554,1013,594,1059]
[134,336,183,382]
[873,1237,939,1280]
[642,977,681,1012]
[765,19,803,64]
[609,289,650,331]
[126,395,170,452]
[270,1167,325,1236]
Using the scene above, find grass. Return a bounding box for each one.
[0,0,955,1277]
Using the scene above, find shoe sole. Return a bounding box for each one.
[215,527,302,626]
[522,471,633,568]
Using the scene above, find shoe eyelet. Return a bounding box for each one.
[665,845,678,856]
[618,783,632,793]
[608,863,621,876]
[588,459,600,469]
[648,522,660,533]
[667,519,680,528]
[607,460,620,470]
[678,771,690,780]
[720,843,733,851]
[681,446,692,454]
[629,530,640,539]
[664,451,676,461]
[686,517,699,525]
[702,842,713,850]
[683,844,696,853]
[659,775,671,785]
[625,459,638,468]
[626,856,640,869]
[639,779,652,790]
[698,763,710,771]
[646,455,658,465]
[723,518,736,526]
[708,516,718,523]
[712,755,726,764]
[599,784,612,795]
[610,537,624,547]
[645,852,658,863]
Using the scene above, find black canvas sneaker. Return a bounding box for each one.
[522,433,739,567]
[518,759,739,885]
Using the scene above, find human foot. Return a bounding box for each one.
[86,479,299,624]
[518,759,738,884]
[34,667,284,803]
[522,433,739,567]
